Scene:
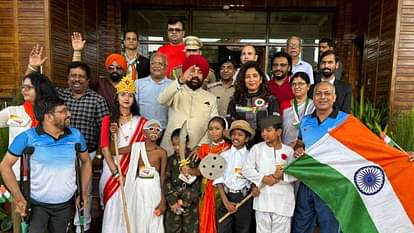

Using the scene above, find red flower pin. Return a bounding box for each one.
[281,153,288,160]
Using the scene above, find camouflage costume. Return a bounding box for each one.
[165,153,200,233]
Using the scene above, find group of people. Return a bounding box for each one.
[1,16,412,233]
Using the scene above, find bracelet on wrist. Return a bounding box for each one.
[27,64,38,72]
[112,169,119,178]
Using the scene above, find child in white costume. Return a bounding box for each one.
[242,115,296,233]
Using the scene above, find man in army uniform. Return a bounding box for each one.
[207,59,236,117]
[170,36,216,88]
[165,128,200,233]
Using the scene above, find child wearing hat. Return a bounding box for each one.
[214,120,256,233]
[242,115,296,233]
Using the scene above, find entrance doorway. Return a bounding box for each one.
[125,9,335,74]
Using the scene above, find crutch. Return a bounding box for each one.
[74,143,85,233]
[19,146,34,233]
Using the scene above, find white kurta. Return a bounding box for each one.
[0,105,32,180]
[158,80,218,156]
[125,142,164,233]
[242,142,296,217]
[100,116,141,233]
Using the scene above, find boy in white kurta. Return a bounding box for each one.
[242,115,296,233]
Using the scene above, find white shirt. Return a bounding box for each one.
[242,142,296,216]
[292,59,314,84]
[213,146,251,190]
[0,105,32,179]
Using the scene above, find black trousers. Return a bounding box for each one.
[28,199,72,233]
[217,192,253,233]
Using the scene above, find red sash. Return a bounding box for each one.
[103,117,146,206]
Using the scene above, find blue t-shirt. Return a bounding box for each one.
[299,110,348,149]
[8,126,87,204]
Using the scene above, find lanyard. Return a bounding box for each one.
[292,98,310,128]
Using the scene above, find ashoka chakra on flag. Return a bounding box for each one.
[354,165,385,196]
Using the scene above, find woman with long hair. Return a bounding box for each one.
[99,76,147,233]
[227,61,280,144]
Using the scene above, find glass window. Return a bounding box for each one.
[192,10,267,44]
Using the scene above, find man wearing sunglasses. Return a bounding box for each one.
[171,36,216,89]
[158,17,186,78]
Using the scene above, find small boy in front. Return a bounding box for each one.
[164,128,201,233]
[242,115,296,233]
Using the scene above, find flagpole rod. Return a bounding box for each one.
[113,134,132,233]
[218,183,266,223]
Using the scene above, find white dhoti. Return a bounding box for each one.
[125,142,164,233]
[255,211,291,233]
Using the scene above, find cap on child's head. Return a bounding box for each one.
[144,119,162,129]
[229,120,255,139]
[259,115,282,129]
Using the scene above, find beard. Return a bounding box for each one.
[110,72,122,82]
[322,68,334,78]
[186,77,203,90]
[274,74,286,80]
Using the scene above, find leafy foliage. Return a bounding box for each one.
[389,109,414,152]
[352,86,389,136]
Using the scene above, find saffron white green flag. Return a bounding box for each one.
[285,115,414,233]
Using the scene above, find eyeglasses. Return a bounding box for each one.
[145,127,162,133]
[108,65,123,71]
[167,28,183,33]
[53,108,69,115]
[287,44,300,49]
[314,91,334,97]
[21,85,34,91]
[272,63,289,68]
[291,82,308,87]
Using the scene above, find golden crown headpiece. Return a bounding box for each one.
[116,74,136,94]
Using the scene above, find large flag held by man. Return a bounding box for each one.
[285,115,414,233]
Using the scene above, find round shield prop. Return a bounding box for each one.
[199,153,227,180]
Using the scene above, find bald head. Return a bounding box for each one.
[240,45,258,64]
[313,81,336,112]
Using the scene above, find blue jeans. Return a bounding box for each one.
[292,183,340,233]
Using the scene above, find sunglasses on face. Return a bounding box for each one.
[145,127,162,133]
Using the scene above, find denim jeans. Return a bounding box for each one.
[292,183,340,233]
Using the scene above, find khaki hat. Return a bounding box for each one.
[184,36,203,50]
[229,120,255,139]
[259,115,282,129]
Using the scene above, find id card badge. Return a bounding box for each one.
[234,167,243,178]
[139,166,156,179]
[7,115,30,127]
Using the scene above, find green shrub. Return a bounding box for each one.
[352,86,389,136]
[390,109,414,151]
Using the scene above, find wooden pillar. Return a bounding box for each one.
[390,0,414,112]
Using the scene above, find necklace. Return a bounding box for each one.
[119,119,133,142]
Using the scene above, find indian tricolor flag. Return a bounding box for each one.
[285,115,414,233]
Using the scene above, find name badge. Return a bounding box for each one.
[7,115,30,127]
[139,166,156,179]
[234,167,243,178]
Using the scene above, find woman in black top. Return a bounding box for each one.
[227,61,280,144]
